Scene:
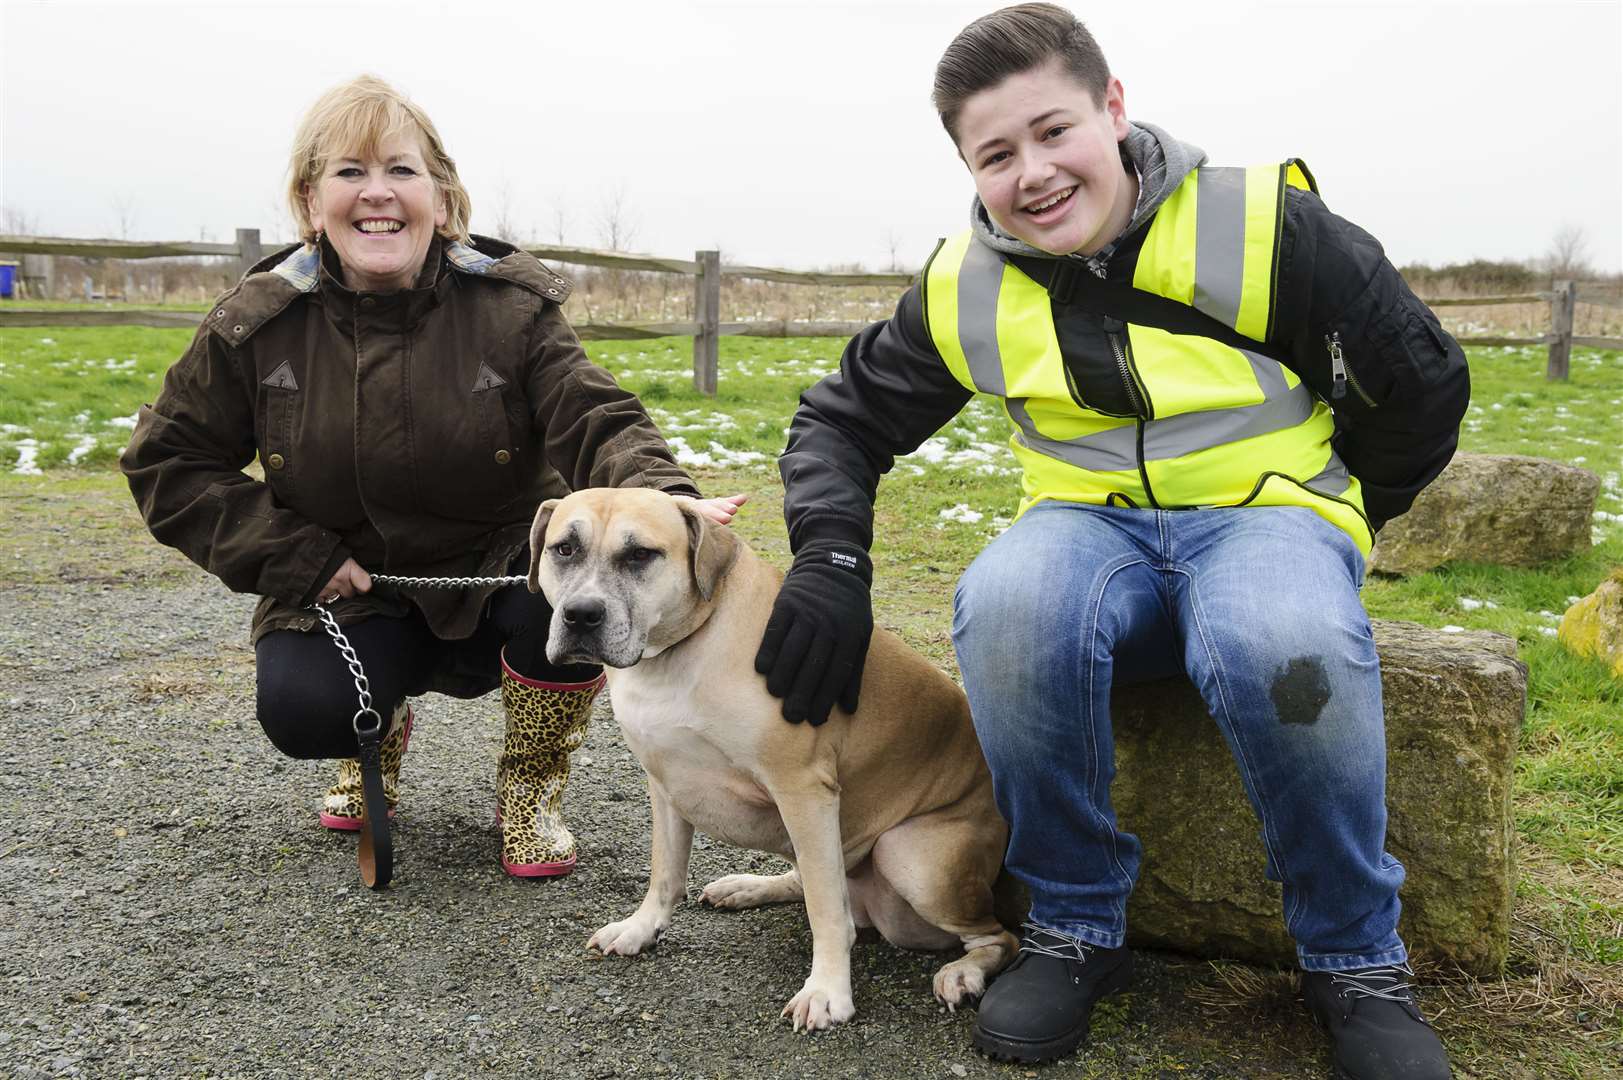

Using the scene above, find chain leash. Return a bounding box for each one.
[309,574,526,730]
[308,573,524,890]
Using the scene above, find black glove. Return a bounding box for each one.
[754,540,873,725]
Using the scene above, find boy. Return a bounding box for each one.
[752,5,1466,1077]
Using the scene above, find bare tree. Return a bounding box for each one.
[110,193,138,239]
[1,205,39,235]
[884,230,903,272]
[596,187,640,313]
[1545,224,1592,280]
[596,185,639,252]
[488,179,521,244]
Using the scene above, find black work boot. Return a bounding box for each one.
[971,924,1133,1063]
[1301,964,1452,1079]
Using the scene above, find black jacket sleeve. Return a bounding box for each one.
[1272,188,1470,532]
[780,283,973,551]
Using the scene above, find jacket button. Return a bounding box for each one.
[360,297,375,308]
[494,449,512,465]
[267,453,286,470]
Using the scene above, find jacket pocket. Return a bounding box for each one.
[260,383,297,496]
[473,384,521,505]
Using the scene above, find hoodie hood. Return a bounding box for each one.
[970,121,1206,263]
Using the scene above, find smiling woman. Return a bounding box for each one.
[288,76,468,292]
[119,73,745,886]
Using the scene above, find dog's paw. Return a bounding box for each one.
[587,916,664,956]
[932,958,988,1012]
[701,873,798,910]
[781,978,855,1033]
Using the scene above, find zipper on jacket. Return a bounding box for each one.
[1102,317,1148,418]
[1324,331,1376,408]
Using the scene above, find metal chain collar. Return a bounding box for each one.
[310,574,525,732]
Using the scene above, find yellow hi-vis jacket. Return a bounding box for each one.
[923,160,1374,554]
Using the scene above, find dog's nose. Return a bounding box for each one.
[562,599,605,630]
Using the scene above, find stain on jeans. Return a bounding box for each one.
[1271,656,1331,726]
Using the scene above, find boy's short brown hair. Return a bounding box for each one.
[932,4,1111,145]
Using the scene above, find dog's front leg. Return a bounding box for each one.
[772,780,856,1032]
[588,779,694,955]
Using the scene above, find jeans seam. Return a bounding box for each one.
[1084,554,1151,935]
[1178,566,1307,938]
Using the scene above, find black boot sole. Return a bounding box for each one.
[970,956,1135,1064]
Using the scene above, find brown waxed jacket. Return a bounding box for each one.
[122,234,697,690]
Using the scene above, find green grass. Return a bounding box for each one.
[0,325,189,469]
[3,321,1620,1070]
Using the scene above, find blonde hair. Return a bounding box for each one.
[287,74,472,244]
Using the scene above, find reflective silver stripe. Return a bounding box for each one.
[1238,346,1289,399]
[1193,168,1245,330]
[958,241,1008,397]
[1142,382,1314,460]
[1304,450,1353,496]
[1008,398,1140,473]
[1010,381,1316,474]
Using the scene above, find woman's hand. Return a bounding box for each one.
[689,493,749,526]
[318,558,372,604]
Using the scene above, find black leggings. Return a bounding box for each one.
[255,584,599,759]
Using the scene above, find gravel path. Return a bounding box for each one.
[0,487,1364,1079]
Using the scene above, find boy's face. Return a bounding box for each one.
[956,59,1135,257]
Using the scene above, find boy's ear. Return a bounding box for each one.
[1105,76,1130,140]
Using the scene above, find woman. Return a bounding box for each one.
[122,74,743,878]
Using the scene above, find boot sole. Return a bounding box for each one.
[318,809,396,831]
[971,956,1134,1064]
[316,712,413,831]
[502,853,577,878]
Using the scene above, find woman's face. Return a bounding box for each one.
[305,131,447,293]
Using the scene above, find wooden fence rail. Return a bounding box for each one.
[2,232,1619,385]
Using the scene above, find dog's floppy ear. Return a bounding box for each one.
[527,498,561,594]
[678,499,740,603]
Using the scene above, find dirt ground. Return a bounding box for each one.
[0,479,1598,1079]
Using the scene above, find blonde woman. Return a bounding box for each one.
[123,75,743,878]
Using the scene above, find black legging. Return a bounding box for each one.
[255,583,599,759]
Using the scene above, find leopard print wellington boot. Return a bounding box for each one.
[497,652,605,877]
[318,702,413,830]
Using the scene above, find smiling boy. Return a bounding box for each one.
[753,5,1467,1077]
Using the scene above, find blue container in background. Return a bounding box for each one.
[0,262,17,299]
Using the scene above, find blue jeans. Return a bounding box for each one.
[951,502,1407,972]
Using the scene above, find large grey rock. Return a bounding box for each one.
[1107,621,1525,975]
[1370,453,1599,575]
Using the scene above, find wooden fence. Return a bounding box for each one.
[0,230,913,395]
[2,231,1620,388]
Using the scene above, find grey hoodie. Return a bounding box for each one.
[969,121,1206,271]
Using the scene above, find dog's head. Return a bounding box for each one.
[527,488,741,668]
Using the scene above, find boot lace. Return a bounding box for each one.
[1330,963,1416,1003]
[1018,923,1095,962]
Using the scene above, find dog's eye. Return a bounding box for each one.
[552,542,575,559]
[626,547,657,564]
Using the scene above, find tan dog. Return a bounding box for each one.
[527,488,1016,1031]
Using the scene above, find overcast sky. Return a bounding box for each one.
[3,0,1620,274]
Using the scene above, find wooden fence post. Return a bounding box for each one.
[1546,279,1575,381]
[236,228,263,278]
[693,249,720,396]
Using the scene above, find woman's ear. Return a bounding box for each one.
[304,182,325,235]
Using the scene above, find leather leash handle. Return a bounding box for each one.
[354,718,393,890]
